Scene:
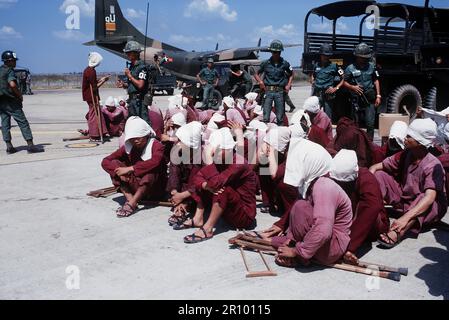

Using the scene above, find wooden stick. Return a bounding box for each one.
[233,239,277,253]
[63,136,92,142]
[89,84,104,144]
[239,247,250,272]
[357,260,408,276]
[246,271,277,278]
[324,262,401,282]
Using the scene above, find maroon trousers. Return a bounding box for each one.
[86,102,108,139]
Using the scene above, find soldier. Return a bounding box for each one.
[310,43,344,122]
[197,58,219,110]
[229,64,252,98]
[342,43,382,141]
[254,40,294,125]
[0,51,42,154]
[117,41,151,125]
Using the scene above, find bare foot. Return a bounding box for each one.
[275,256,299,268]
[343,251,359,265]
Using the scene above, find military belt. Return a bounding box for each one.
[266,85,284,92]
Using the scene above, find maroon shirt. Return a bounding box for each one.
[82,67,98,103]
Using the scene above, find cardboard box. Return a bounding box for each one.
[379,113,410,138]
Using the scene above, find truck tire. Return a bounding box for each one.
[424,87,437,111]
[387,84,422,118]
[210,90,223,109]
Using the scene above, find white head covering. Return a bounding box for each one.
[303,96,320,113]
[176,121,203,149]
[207,113,226,130]
[389,121,408,149]
[444,123,449,142]
[284,139,332,198]
[406,118,437,148]
[330,149,359,182]
[172,112,187,127]
[105,96,116,107]
[124,117,156,161]
[254,105,264,116]
[263,127,291,153]
[118,96,126,103]
[244,119,268,141]
[222,96,235,109]
[88,52,103,68]
[291,109,312,127]
[208,128,236,150]
[289,123,307,140]
[245,92,258,102]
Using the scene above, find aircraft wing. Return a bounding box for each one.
[201,44,302,61]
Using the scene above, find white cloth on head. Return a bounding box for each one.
[389,121,408,149]
[105,96,116,107]
[208,128,236,150]
[124,117,156,161]
[245,92,258,102]
[407,118,437,148]
[118,96,126,103]
[176,121,203,149]
[88,52,103,68]
[207,113,226,130]
[222,96,235,109]
[330,149,359,182]
[284,139,332,198]
[444,123,449,142]
[171,112,187,127]
[254,105,263,116]
[303,96,320,113]
[290,109,312,127]
[244,119,268,141]
[263,127,291,153]
[290,123,307,140]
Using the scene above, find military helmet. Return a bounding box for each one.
[1,50,18,62]
[354,43,372,58]
[319,43,333,56]
[207,58,215,64]
[123,41,143,53]
[269,40,284,52]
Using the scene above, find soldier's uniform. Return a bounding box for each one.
[0,55,34,148]
[258,40,293,125]
[344,43,380,140]
[199,59,219,110]
[312,44,343,120]
[123,41,150,124]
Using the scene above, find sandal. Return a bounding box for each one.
[117,202,137,218]
[173,218,203,231]
[184,228,213,244]
[378,230,402,249]
[168,214,187,226]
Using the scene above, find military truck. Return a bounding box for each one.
[302,0,449,118]
[149,67,177,96]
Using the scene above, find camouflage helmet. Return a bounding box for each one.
[207,57,215,64]
[123,41,143,53]
[319,43,333,56]
[1,50,18,62]
[354,43,372,58]
[269,40,284,52]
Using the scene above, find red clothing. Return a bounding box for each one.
[308,126,330,149]
[101,140,167,200]
[167,163,202,194]
[86,102,108,139]
[102,107,125,137]
[193,159,257,229]
[82,67,98,103]
[333,117,379,168]
[312,110,333,142]
[148,105,164,139]
[336,168,389,253]
[438,152,449,201]
[272,177,353,265]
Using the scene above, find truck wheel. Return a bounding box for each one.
[166,89,174,96]
[210,90,223,109]
[387,84,422,118]
[424,87,437,111]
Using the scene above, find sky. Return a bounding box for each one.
[0,0,447,74]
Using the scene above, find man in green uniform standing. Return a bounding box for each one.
[310,43,344,121]
[342,43,382,141]
[0,51,42,154]
[197,58,219,110]
[117,41,150,124]
[229,64,252,98]
[254,40,294,125]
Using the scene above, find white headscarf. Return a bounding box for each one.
[284,139,332,198]
[176,121,203,149]
[124,117,156,161]
[245,92,258,102]
[444,123,449,142]
[172,112,187,127]
[244,119,268,141]
[290,123,307,140]
[264,127,291,153]
[222,96,235,109]
[330,149,359,182]
[389,121,408,149]
[254,105,264,116]
[303,96,320,114]
[208,128,236,150]
[291,109,312,127]
[207,113,226,130]
[88,52,103,68]
[407,118,437,148]
[105,96,116,107]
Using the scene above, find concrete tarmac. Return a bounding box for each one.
[0,86,448,300]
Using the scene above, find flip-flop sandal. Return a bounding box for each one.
[378,230,402,249]
[117,202,137,218]
[173,219,203,231]
[260,206,272,214]
[168,214,187,226]
[184,228,213,244]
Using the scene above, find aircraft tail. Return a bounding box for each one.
[93,0,184,52]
